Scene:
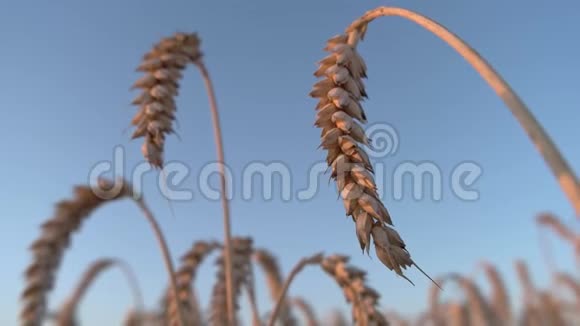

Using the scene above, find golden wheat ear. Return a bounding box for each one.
[20,179,186,326]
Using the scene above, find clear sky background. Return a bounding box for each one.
[1,0,579,325]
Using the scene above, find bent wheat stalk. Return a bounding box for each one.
[130,32,236,325]
[342,6,580,216]
[55,258,143,325]
[267,253,324,326]
[20,179,184,326]
[290,297,319,326]
[254,249,296,325]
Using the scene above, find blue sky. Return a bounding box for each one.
[1,0,579,324]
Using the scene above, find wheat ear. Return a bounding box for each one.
[254,249,297,325]
[20,179,185,326]
[131,32,236,325]
[476,261,512,324]
[55,258,143,325]
[209,237,253,326]
[343,6,580,216]
[320,255,388,326]
[290,297,319,326]
[162,240,221,325]
[267,253,323,326]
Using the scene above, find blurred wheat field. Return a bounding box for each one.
[17,4,580,326]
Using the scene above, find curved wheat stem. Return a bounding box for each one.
[130,32,235,325]
[55,258,143,325]
[267,253,323,326]
[254,249,296,325]
[537,213,580,269]
[343,6,580,217]
[19,179,184,326]
[290,297,319,326]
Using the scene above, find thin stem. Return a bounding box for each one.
[195,60,236,326]
[135,199,185,326]
[57,258,144,323]
[346,6,580,217]
[267,253,323,326]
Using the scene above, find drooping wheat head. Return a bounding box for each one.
[130,32,202,168]
[478,261,511,324]
[20,179,132,326]
[310,33,435,286]
[161,240,221,325]
[320,255,388,325]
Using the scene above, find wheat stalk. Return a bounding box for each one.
[254,249,297,325]
[290,297,318,326]
[131,32,236,325]
[267,253,323,326]
[20,178,184,326]
[55,258,143,325]
[342,6,580,216]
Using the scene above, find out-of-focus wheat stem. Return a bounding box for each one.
[56,258,143,325]
[267,253,324,326]
[345,6,580,217]
[194,60,236,326]
[291,297,318,326]
[135,199,185,326]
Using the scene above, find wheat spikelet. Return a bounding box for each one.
[55,258,143,326]
[130,32,202,168]
[320,255,388,325]
[161,240,221,325]
[209,237,253,326]
[20,179,133,326]
[254,249,297,325]
[310,33,435,286]
[477,262,511,324]
[290,297,318,326]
